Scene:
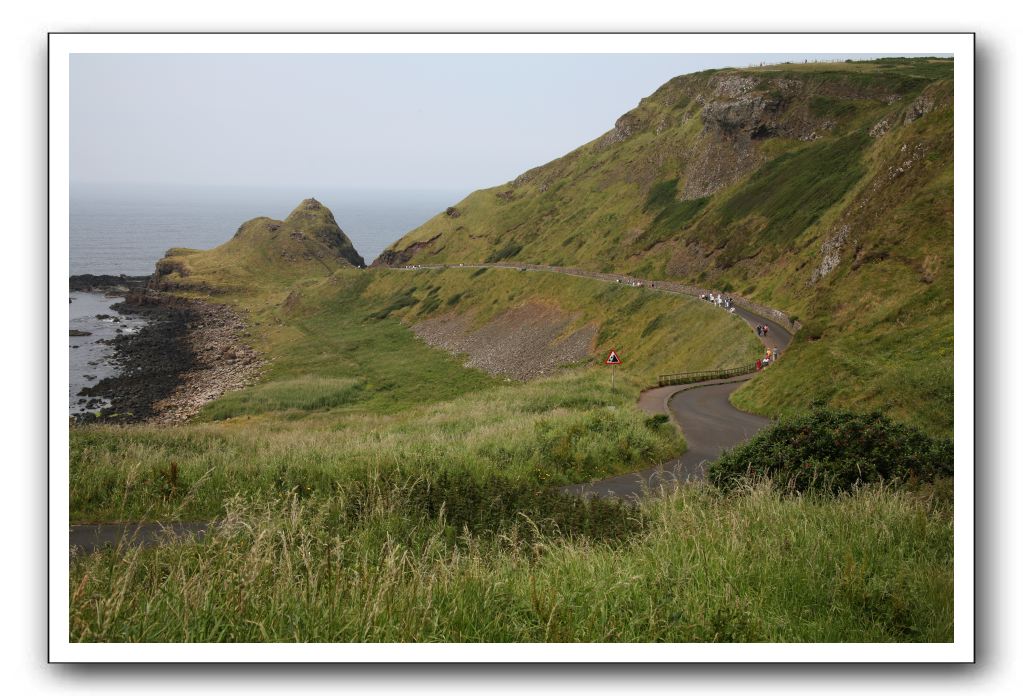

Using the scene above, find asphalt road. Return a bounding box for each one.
[561,377,773,500]
[69,522,211,554]
[562,288,793,500]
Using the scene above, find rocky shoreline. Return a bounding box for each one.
[71,277,264,425]
[68,274,151,294]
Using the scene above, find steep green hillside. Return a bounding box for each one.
[378,58,955,434]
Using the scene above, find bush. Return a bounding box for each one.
[708,407,953,494]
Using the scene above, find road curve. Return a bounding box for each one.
[70,263,794,549]
[563,304,791,500]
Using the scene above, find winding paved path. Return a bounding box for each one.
[70,263,794,550]
[563,299,792,499]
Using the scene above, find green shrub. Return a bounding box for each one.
[644,413,670,429]
[708,407,953,494]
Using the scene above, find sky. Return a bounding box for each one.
[71,53,938,192]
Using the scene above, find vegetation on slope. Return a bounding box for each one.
[363,266,762,384]
[377,58,955,434]
[72,254,766,522]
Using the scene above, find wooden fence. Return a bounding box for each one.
[656,363,758,387]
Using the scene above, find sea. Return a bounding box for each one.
[69,184,466,414]
[70,184,467,275]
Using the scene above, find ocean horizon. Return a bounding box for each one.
[70,183,468,276]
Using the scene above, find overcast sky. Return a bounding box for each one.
[71,53,937,192]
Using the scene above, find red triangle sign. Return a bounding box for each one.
[605,349,622,365]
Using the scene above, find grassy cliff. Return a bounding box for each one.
[378,58,955,434]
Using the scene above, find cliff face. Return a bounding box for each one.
[378,58,955,433]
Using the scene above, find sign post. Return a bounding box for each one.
[604,349,622,394]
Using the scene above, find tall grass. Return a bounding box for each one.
[70,482,953,642]
[70,371,683,522]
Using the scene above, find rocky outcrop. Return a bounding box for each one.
[280,198,366,268]
[810,224,852,284]
[904,94,935,124]
[69,274,151,293]
[596,110,648,150]
[371,234,442,267]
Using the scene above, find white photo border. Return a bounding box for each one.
[49,31,974,663]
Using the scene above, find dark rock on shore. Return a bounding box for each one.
[74,294,198,424]
[70,329,92,337]
[73,289,264,425]
[69,274,151,293]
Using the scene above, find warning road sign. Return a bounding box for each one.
[605,350,622,365]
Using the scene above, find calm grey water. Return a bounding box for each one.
[69,291,148,415]
[70,184,467,275]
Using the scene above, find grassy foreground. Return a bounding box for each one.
[70,483,952,642]
[69,192,953,642]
